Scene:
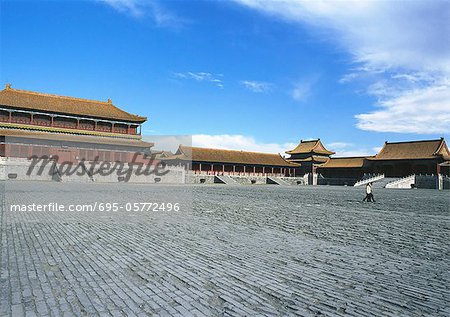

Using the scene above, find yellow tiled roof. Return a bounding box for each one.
[286,139,335,155]
[0,85,147,123]
[288,156,330,163]
[368,138,449,160]
[166,146,299,167]
[319,156,368,168]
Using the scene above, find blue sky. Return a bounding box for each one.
[1,0,449,155]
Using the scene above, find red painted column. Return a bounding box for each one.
[8,111,11,123]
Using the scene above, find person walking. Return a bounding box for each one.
[368,182,376,202]
[363,182,375,202]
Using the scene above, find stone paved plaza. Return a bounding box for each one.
[1,181,449,316]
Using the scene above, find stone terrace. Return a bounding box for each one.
[1,182,449,316]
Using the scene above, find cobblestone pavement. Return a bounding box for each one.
[1,181,449,316]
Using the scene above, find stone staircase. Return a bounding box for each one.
[354,174,385,187]
[354,174,403,188]
[266,176,290,186]
[214,175,240,185]
[371,177,399,188]
[385,175,415,189]
[442,175,450,190]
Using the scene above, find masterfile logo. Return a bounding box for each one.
[26,152,170,182]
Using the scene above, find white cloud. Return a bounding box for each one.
[333,150,374,157]
[174,72,224,88]
[327,142,353,150]
[291,75,320,102]
[338,72,360,84]
[241,80,273,93]
[372,146,383,154]
[191,135,379,157]
[192,134,296,154]
[291,82,311,102]
[356,80,450,133]
[99,0,144,16]
[99,0,184,28]
[326,141,377,157]
[233,0,450,134]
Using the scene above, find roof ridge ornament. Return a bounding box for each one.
[107,98,112,104]
[5,83,11,90]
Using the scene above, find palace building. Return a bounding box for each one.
[164,145,300,177]
[0,84,153,163]
[364,138,450,177]
[285,139,335,174]
[316,156,368,179]
[317,138,450,179]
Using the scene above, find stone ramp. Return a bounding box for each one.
[214,175,240,185]
[266,176,290,186]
